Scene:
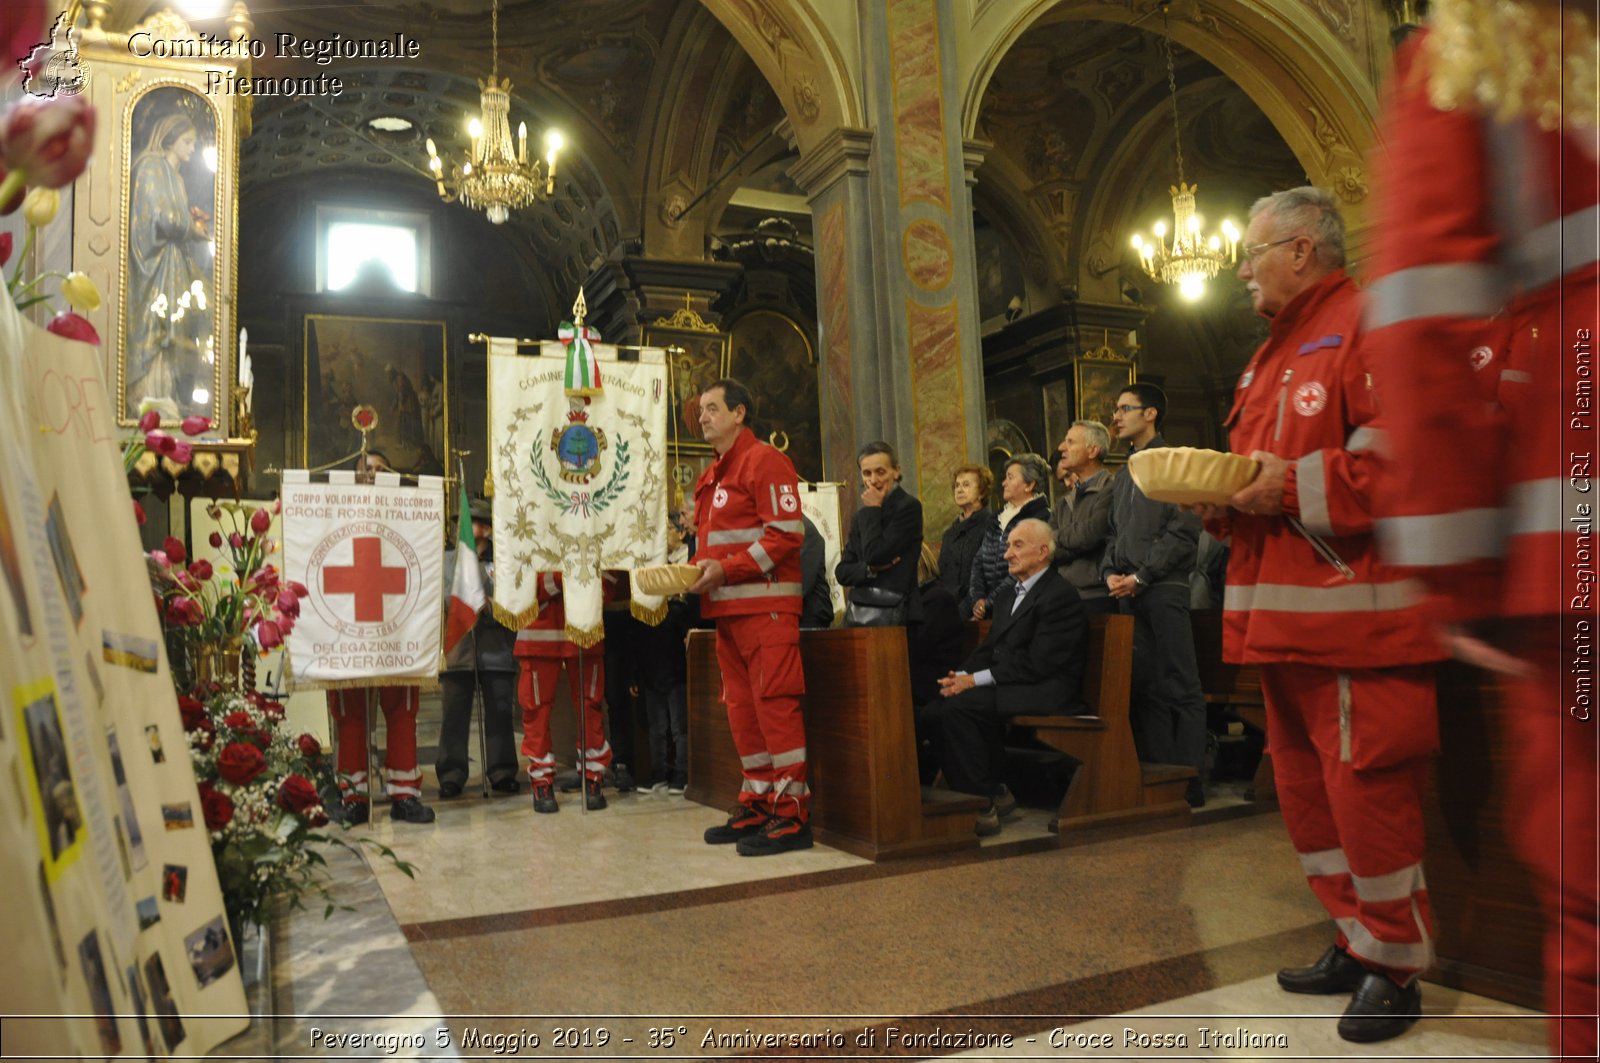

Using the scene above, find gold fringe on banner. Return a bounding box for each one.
[492,599,541,631]
[563,622,606,649]
[311,676,442,693]
[630,597,669,626]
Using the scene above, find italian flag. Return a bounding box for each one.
[443,486,485,653]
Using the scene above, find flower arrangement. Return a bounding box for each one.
[180,686,412,928]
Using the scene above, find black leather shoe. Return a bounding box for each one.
[389,796,436,824]
[531,783,559,814]
[438,781,463,799]
[339,799,369,826]
[1277,945,1367,995]
[490,776,521,795]
[705,806,767,844]
[1337,972,1421,1043]
[584,778,608,810]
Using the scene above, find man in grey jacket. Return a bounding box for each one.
[1051,420,1115,616]
[1100,383,1207,807]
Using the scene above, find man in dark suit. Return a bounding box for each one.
[919,518,1087,835]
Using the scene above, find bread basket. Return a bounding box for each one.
[631,563,702,596]
[1127,447,1260,505]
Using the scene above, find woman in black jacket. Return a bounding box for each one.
[963,452,1052,619]
[835,441,923,626]
[938,463,998,605]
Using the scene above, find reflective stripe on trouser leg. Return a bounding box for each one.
[1264,662,1436,978]
[718,613,808,821]
[375,686,420,797]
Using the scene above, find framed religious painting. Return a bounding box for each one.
[301,314,449,477]
[727,310,822,482]
[71,8,249,431]
[643,307,731,456]
[1073,350,1137,462]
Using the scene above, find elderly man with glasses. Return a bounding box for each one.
[1190,186,1443,1044]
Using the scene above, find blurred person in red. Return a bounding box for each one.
[1366,4,1598,1058]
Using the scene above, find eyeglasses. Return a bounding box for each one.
[1113,404,1147,415]
[1241,235,1305,263]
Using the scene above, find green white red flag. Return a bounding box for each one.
[444,485,484,653]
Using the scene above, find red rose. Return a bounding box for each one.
[198,782,234,831]
[0,94,96,188]
[216,741,266,785]
[178,695,207,731]
[46,311,99,345]
[162,536,186,564]
[223,710,253,730]
[180,415,211,436]
[276,773,320,817]
[296,733,323,759]
[260,699,285,721]
[250,507,272,535]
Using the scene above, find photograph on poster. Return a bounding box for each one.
[19,684,83,871]
[162,863,188,903]
[303,314,448,476]
[0,485,30,638]
[144,951,186,1051]
[137,894,161,929]
[113,813,132,880]
[108,729,149,872]
[103,630,159,673]
[78,930,122,1055]
[145,724,165,763]
[161,803,195,830]
[122,84,221,425]
[37,863,67,973]
[127,964,159,1057]
[184,914,236,989]
[44,494,87,628]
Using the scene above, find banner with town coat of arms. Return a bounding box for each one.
[279,474,446,688]
[487,337,669,644]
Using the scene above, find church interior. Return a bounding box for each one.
[0,0,1584,1057]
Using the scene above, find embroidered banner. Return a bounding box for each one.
[800,482,844,624]
[487,337,669,643]
[279,475,445,687]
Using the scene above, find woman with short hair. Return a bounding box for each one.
[963,453,1052,620]
[938,464,998,605]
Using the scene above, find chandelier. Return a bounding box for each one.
[1129,2,1238,302]
[424,0,563,224]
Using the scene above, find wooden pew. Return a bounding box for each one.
[685,626,985,860]
[1189,608,1275,803]
[1010,613,1196,841]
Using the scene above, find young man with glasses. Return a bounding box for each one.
[1192,186,1441,1044]
[1101,383,1207,807]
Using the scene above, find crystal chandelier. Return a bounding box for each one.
[1129,3,1238,302]
[424,0,563,224]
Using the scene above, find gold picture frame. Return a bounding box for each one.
[728,310,821,481]
[643,307,731,456]
[72,9,250,431]
[301,314,449,477]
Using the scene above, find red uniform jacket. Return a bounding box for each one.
[1368,32,1598,622]
[693,427,804,619]
[1213,270,1437,667]
[514,572,618,658]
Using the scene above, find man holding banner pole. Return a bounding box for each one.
[688,378,812,857]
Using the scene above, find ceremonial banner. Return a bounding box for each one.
[0,297,246,1055]
[487,336,669,643]
[800,483,844,625]
[279,473,446,687]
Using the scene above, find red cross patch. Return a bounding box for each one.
[1469,346,1495,372]
[712,487,729,509]
[1293,381,1328,416]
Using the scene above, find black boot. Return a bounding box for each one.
[1277,944,1367,994]
[1337,972,1422,1043]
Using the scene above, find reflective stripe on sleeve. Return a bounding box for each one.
[1224,580,1423,614]
[1515,201,1600,291]
[1509,477,1576,537]
[1345,426,1385,454]
[1295,452,1333,537]
[1375,508,1505,567]
[707,528,763,545]
[1365,263,1506,330]
[767,519,803,533]
[749,542,776,574]
[710,581,802,601]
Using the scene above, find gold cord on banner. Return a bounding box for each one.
[563,621,606,649]
[492,599,541,632]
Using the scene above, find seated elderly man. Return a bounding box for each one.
[918,518,1087,835]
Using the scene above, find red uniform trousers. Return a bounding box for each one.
[715,612,808,822]
[1262,663,1437,982]
[1501,621,1599,1062]
[517,654,610,784]
[327,687,422,801]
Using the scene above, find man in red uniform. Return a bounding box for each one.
[328,449,435,825]
[1368,12,1598,1059]
[515,571,614,813]
[1193,187,1442,1042]
[687,378,810,856]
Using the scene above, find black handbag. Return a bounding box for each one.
[844,584,907,627]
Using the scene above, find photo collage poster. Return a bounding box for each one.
[0,299,246,1054]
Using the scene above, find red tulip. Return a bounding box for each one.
[208,531,223,549]
[250,507,271,535]
[162,536,186,564]
[46,311,99,345]
[172,571,197,592]
[180,415,211,436]
[288,580,310,599]
[132,499,146,526]
[277,614,295,636]
[147,430,175,455]
[273,497,282,514]
[169,441,192,464]
[137,409,161,433]
[149,549,170,569]
[255,619,283,649]
[276,589,300,617]
[0,94,97,189]
[188,559,213,581]
[0,232,10,268]
[229,532,245,549]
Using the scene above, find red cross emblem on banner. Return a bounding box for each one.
[322,536,408,622]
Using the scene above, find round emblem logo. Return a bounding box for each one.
[305,521,423,639]
[712,487,729,509]
[1469,345,1494,372]
[779,493,799,513]
[1293,381,1328,416]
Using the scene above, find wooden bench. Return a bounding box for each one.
[1009,613,1196,840]
[1189,608,1275,803]
[685,626,986,860]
